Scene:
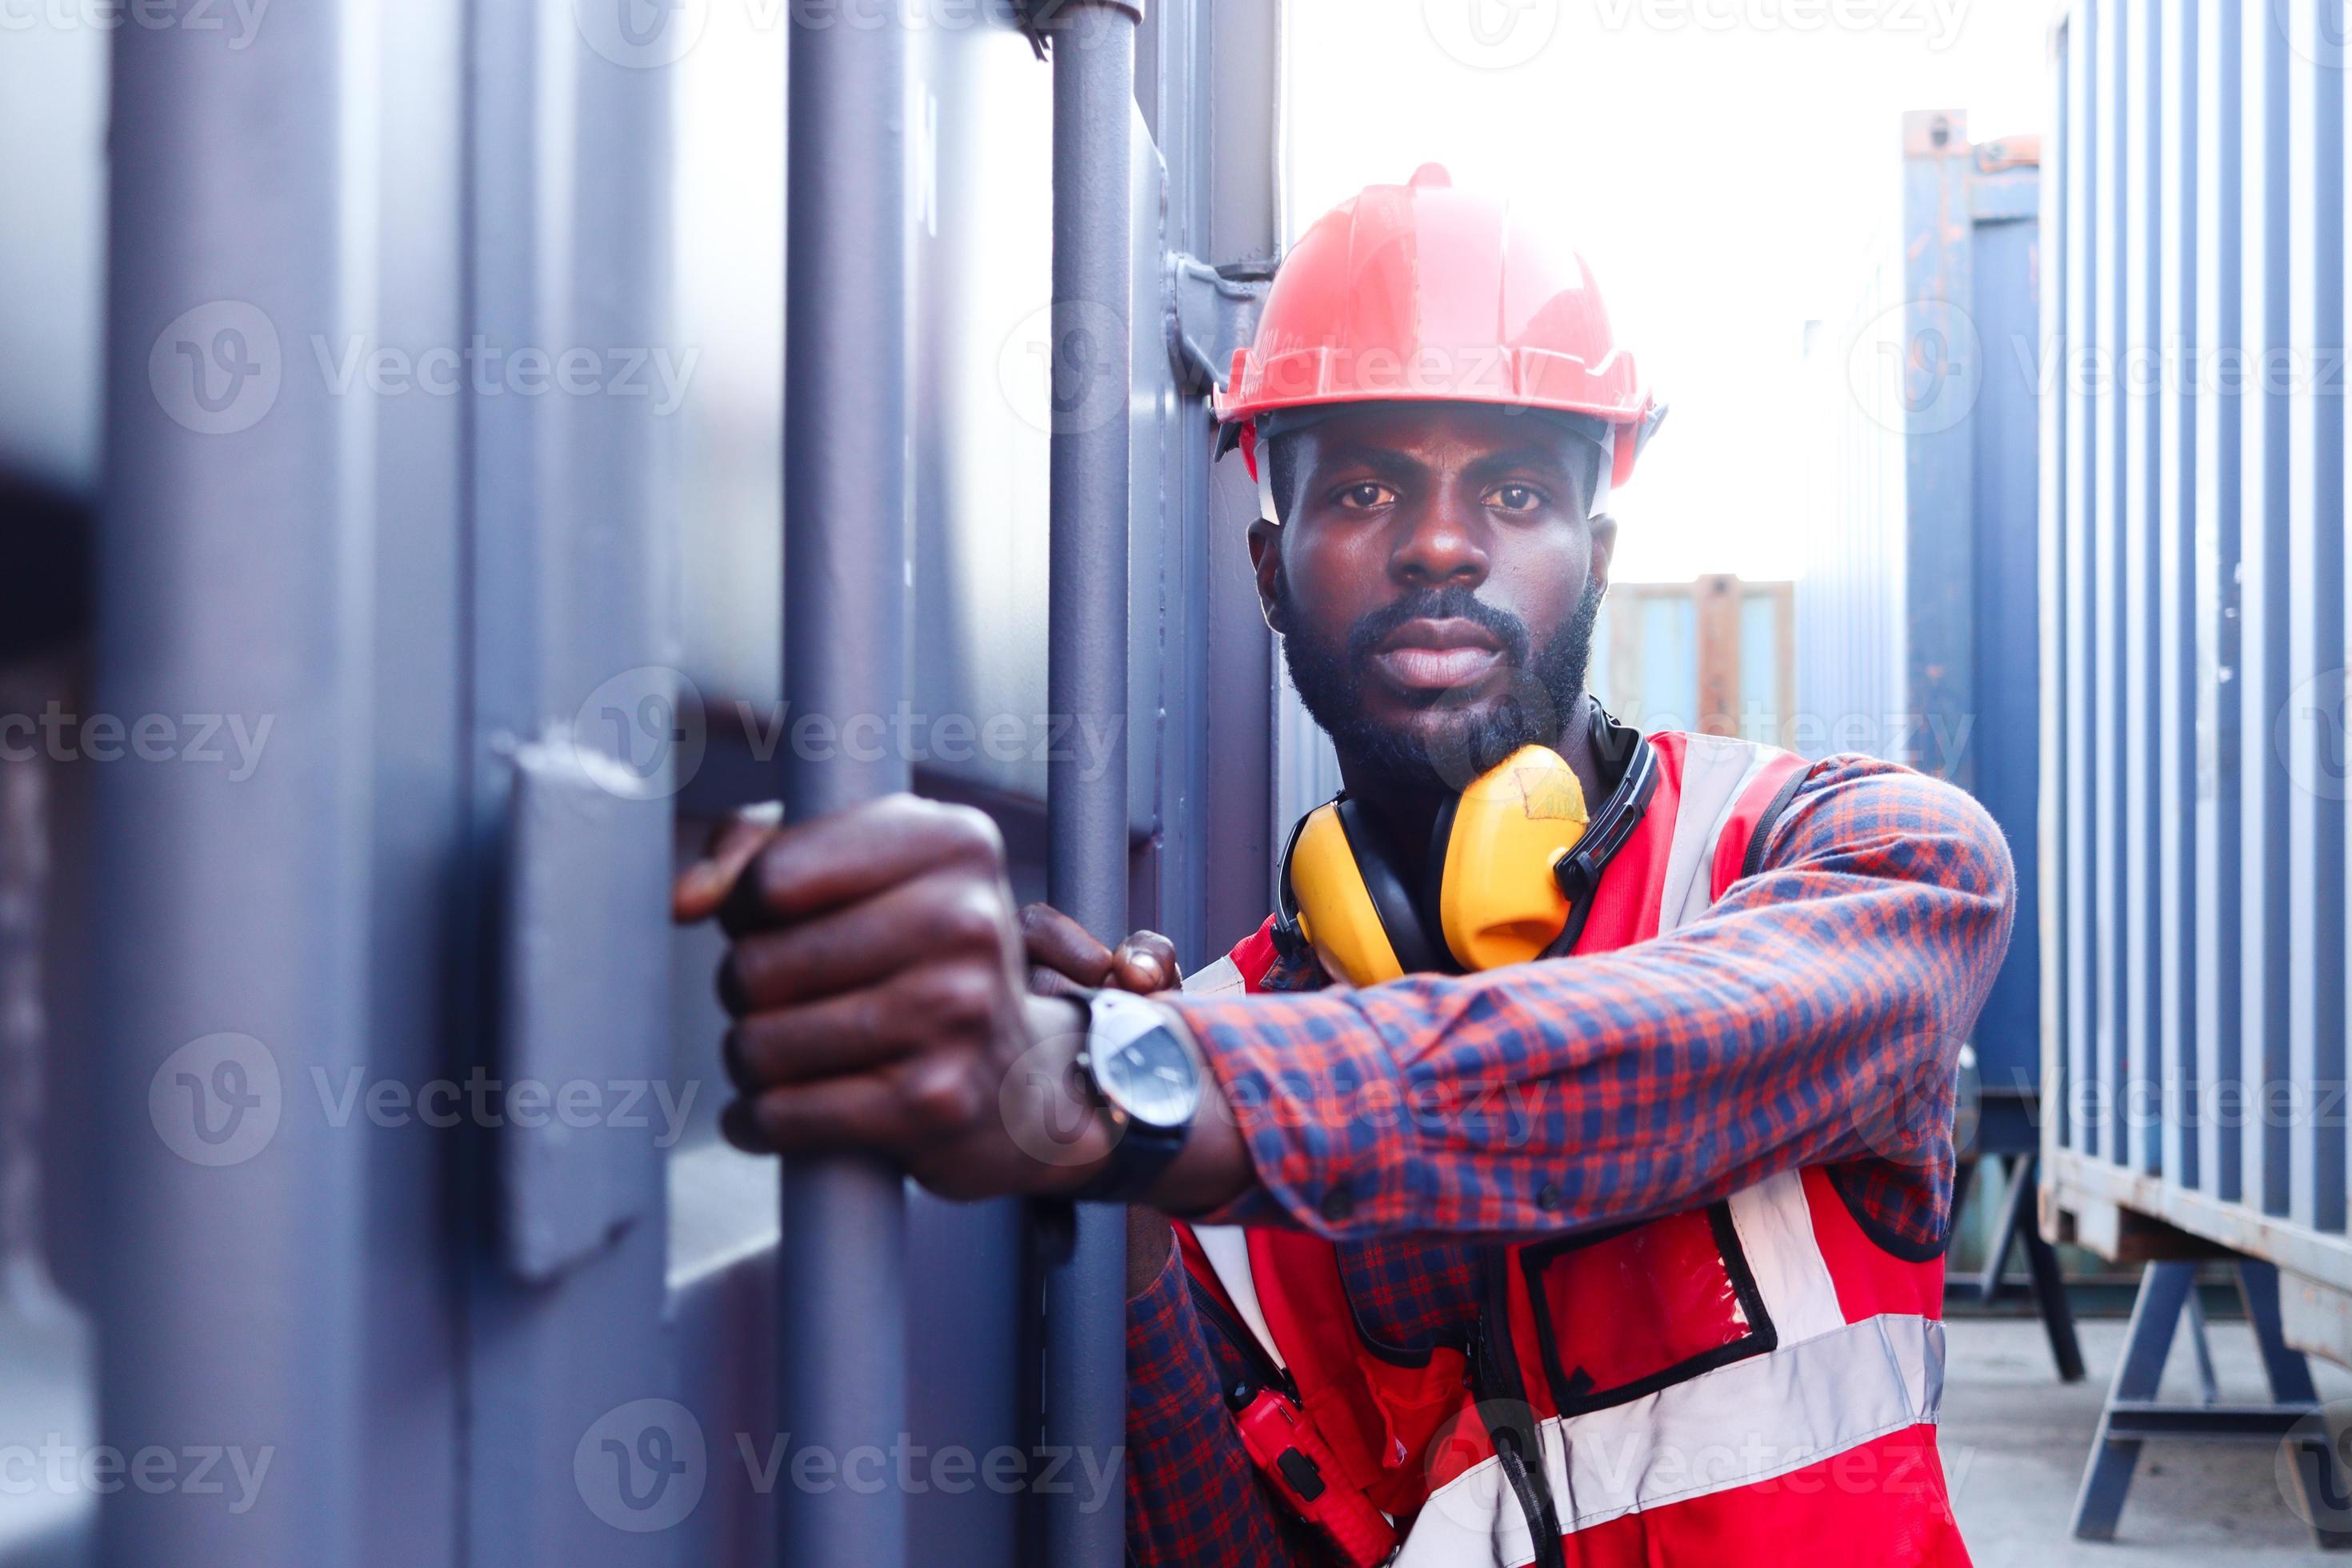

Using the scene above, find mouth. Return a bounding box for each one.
[1368,617,1507,692]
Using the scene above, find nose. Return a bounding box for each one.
[1388,491,1490,589]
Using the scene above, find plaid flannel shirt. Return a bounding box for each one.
[1123,752,2017,1566]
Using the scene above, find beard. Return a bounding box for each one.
[1276,572,1606,796]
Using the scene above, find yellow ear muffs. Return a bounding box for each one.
[1431,745,1590,970]
[1276,742,1618,984]
[1278,797,1454,986]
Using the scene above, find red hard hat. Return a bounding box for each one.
[1216,164,1663,502]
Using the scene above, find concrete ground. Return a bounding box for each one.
[1945,1312,2352,1565]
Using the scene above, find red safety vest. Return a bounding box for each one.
[1175,732,1970,1568]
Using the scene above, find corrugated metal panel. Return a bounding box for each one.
[1798,112,2044,1135]
[2041,0,2352,1306]
[6,2,1276,1563]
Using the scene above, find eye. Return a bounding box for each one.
[1334,482,1398,510]
[1488,483,1546,514]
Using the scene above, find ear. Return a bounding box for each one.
[1586,513,1618,596]
[1247,515,1286,634]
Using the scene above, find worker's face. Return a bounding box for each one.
[1249,403,1615,793]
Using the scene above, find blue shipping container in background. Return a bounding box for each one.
[1800,109,2045,1156]
[2038,0,2352,1359]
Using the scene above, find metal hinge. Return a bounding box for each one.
[1013,0,1146,57]
[1168,253,1274,400]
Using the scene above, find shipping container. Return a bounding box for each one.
[2039,0,2352,1542]
[0,3,1284,1565]
[2039,0,2352,1341]
[1795,107,2086,1384]
[1800,109,2045,1151]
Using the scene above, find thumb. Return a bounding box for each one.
[672,800,785,923]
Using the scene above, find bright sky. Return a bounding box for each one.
[1283,0,2056,583]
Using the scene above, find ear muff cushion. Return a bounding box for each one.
[1286,802,1406,986]
[1434,745,1590,970]
[1335,798,1452,977]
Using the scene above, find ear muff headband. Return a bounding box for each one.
[1335,798,1451,977]
[1546,735,1659,954]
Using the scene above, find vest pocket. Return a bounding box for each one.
[1516,1202,1778,1418]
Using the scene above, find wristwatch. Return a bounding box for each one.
[1066,988,1202,1204]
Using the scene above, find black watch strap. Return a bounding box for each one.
[1069,1118,1189,1205]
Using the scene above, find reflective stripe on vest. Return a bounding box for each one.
[1178,732,1968,1566]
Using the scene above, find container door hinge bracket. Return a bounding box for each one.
[1168,253,1273,401]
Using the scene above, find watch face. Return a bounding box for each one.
[1097,1024,1201,1131]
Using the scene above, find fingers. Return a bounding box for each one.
[673,801,785,924]
[722,1073,907,1156]
[1018,906,1178,994]
[717,873,1015,1016]
[719,794,1003,937]
[722,965,994,1091]
[722,1053,988,1160]
[1020,903,1114,992]
[1110,930,1178,994]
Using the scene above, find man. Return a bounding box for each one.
[674,166,2010,1565]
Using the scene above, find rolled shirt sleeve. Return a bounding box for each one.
[1162,755,2018,1250]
